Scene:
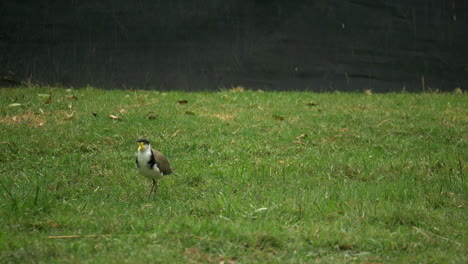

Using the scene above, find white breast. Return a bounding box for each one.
[137,150,163,180]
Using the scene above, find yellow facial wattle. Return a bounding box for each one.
[138,142,145,151]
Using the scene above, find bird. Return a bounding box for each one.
[136,138,172,199]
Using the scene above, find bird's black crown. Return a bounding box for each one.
[137,138,150,144]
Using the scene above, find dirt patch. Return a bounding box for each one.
[212,113,235,122]
[0,110,45,127]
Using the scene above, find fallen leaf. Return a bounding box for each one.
[67,95,78,100]
[172,129,181,137]
[364,89,372,95]
[44,97,52,104]
[296,134,307,140]
[64,111,75,121]
[148,114,158,120]
[177,100,188,105]
[92,112,98,117]
[108,114,122,121]
[294,134,308,145]
[119,108,127,114]
[273,114,284,121]
[229,86,245,93]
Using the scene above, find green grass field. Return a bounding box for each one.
[0,86,466,263]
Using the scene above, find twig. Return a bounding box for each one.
[48,235,112,239]
[377,119,389,127]
[413,226,462,246]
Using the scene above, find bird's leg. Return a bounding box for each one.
[147,180,154,199]
[148,179,158,199]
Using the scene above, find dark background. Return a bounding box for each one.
[1,0,467,92]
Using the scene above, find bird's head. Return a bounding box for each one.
[137,138,150,151]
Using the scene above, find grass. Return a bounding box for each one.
[0,86,466,263]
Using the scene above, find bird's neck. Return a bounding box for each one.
[139,146,151,155]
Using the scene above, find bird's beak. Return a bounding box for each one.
[138,142,145,151]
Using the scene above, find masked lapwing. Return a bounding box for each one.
[136,138,172,199]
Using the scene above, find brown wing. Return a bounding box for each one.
[152,149,173,175]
